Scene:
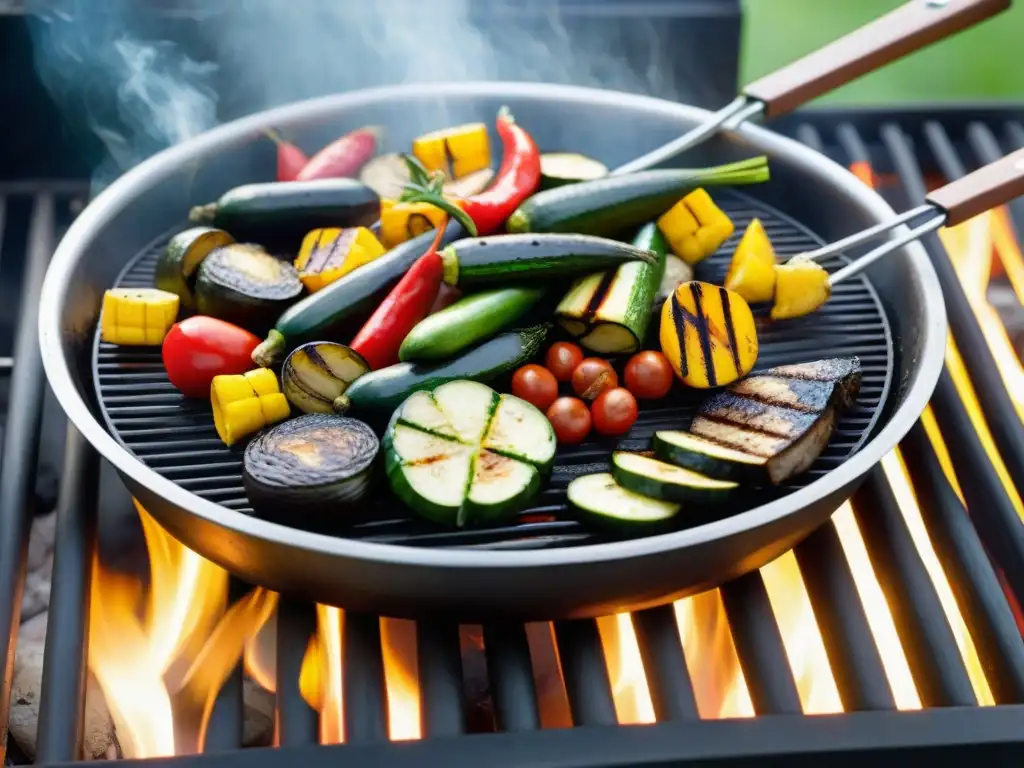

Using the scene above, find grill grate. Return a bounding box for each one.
[93,190,893,548]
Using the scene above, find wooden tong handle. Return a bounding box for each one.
[927,146,1024,226]
[744,0,1010,119]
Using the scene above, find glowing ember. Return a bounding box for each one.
[380,618,421,741]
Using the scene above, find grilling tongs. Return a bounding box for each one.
[615,0,1011,175]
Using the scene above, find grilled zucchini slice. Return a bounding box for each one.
[653,430,767,484]
[567,473,680,532]
[611,451,737,503]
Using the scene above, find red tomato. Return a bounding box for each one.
[546,397,592,445]
[571,357,618,400]
[591,388,639,437]
[162,316,260,398]
[623,351,674,399]
[545,341,584,382]
[511,364,559,411]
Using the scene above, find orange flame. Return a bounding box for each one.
[596,614,654,724]
[380,618,421,740]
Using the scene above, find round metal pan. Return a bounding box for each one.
[39,82,950,620]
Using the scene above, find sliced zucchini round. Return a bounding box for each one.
[540,153,609,190]
[653,430,768,484]
[281,341,370,414]
[482,393,556,474]
[567,473,679,533]
[384,424,474,526]
[611,451,737,503]
[194,243,304,331]
[156,227,235,311]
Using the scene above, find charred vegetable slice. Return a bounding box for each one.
[194,244,304,331]
[412,123,491,179]
[656,189,734,266]
[724,218,777,303]
[101,288,180,346]
[281,341,370,414]
[689,357,862,484]
[360,153,493,200]
[659,281,758,389]
[539,153,608,189]
[652,430,767,484]
[243,414,379,520]
[156,227,234,311]
[555,223,667,354]
[379,198,456,249]
[611,451,737,503]
[294,227,385,293]
[383,380,552,527]
[567,473,680,532]
[771,256,832,320]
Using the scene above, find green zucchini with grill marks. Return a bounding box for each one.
[539,153,609,190]
[156,227,234,311]
[555,223,667,354]
[281,341,370,414]
[383,380,555,527]
[243,414,379,527]
[690,357,862,484]
[611,451,737,503]
[439,234,657,288]
[194,243,304,331]
[567,473,680,533]
[652,431,767,484]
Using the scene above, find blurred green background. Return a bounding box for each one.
[741,0,1023,103]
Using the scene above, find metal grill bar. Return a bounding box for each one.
[553,620,617,726]
[275,600,319,746]
[795,124,825,154]
[34,426,98,763]
[203,579,247,752]
[720,572,802,715]
[482,622,540,732]
[900,422,1024,704]
[852,469,976,707]
[794,524,896,711]
[0,193,54,750]
[416,621,466,738]
[836,122,872,167]
[342,613,389,743]
[631,606,699,721]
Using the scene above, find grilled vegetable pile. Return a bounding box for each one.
[98,104,863,540]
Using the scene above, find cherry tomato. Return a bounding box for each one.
[511,364,559,411]
[571,357,618,400]
[591,388,639,437]
[623,351,674,399]
[546,397,592,445]
[162,316,261,398]
[545,341,584,382]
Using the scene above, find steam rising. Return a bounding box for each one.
[28,0,678,185]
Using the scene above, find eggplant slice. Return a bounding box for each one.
[688,357,862,484]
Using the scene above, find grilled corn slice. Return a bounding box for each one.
[211,368,290,446]
[379,198,461,248]
[659,280,758,389]
[100,288,180,346]
[724,218,777,303]
[294,226,385,292]
[771,256,831,320]
[412,122,491,179]
[657,189,734,266]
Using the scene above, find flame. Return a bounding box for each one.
[380,618,421,741]
[88,501,276,757]
[298,605,345,744]
[596,614,654,724]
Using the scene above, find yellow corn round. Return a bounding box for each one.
[412,122,491,179]
[100,288,180,346]
[211,370,290,446]
[657,189,735,266]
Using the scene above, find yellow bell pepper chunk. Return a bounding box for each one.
[211,368,290,446]
[771,256,832,320]
[379,198,462,249]
[659,280,758,389]
[724,218,777,303]
[100,288,179,346]
[657,189,735,266]
[412,122,491,179]
[294,227,385,293]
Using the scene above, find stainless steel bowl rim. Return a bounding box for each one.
[39,81,947,569]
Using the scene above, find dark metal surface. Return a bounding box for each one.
[631,606,700,722]
[553,619,618,726]
[482,622,541,732]
[274,600,320,746]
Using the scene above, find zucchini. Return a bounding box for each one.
[194,243,303,331]
[567,473,680,533]
[360,153,494,199]
[506,156,770,237]
[155,227,234,311]
[338,324,550,417]
[281,341,370,414]
[611,451,737,503]
[555,223,667,354]
[540,152,609,190]
[189,179,379,249]
[251,220,464,367]
[439,233,657,288]
[244,414,379,526]
[652,431,767,484]
[399,286,545,362]
[654,254,695,309]
[383,380,554,527]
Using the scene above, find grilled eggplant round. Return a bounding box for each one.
[243,413,379,525]
[281,341,370,414]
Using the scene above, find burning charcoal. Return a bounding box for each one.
[21,512,56,624]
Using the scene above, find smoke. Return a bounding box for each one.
[27,0,679,186]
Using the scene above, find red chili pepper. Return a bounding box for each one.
[349,222,445,370]
[265,129,308,182]
[297,126,381,181]
[403,107,541,236]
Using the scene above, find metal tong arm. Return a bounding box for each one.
[613,0,1009,176]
